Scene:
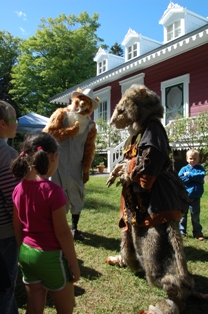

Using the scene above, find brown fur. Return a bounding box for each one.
[106,84,197,313]
[43,108,80,140]
[110,84,163,133]
[43,89,98,182]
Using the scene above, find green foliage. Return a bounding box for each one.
[9,12,104,117]
[91,117,123,172]
[95,117,122,150]
[108,42,124,57]
[165,111,208,171]
[92,154,106,166]
[0,31,22,115]
[16,177,208,313]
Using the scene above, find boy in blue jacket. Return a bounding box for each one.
[179,149,206,240]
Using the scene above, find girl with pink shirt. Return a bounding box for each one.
[11,132,80,314]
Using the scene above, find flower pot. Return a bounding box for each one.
[97,165,105,173]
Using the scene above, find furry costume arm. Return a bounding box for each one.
[82,122,97,183]
[106,160,130,187]
[43,108,80,141]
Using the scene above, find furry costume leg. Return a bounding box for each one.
[105,228,141,270]
[131,222,194,311]
[120,228,142,273]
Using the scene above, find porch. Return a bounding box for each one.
[105,113,208,172]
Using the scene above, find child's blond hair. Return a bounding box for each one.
[186,148,199,159]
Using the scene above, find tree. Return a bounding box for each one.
[10,12,104,116]
[108,42,124,57]
[0,31,22,115]
[165,111,208,171]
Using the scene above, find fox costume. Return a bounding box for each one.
[43,88,99,240]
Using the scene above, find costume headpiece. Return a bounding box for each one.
[71,88,99,110]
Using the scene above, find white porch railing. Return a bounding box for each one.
[107,140,125,172]
[165,114,208,150]
[106,114,208,172]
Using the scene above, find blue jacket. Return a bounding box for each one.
[178,164,206,198]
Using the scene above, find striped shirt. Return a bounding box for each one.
[0,139,18,239]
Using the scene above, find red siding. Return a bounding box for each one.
[95,43,208,117]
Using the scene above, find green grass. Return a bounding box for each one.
[16,176,208,313]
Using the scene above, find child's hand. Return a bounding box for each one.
[71,264,80,283]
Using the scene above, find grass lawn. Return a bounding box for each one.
[16,176,208,313]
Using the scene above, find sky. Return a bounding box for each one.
[1,0,208,48]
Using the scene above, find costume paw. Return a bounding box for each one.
[138,299,179,314]
[105,255,126,267]
[106,161,129,187]
[138,310,158,314]
[83,172,89,184]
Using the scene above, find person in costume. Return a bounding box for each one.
[106,84,194,313]
[43,88,99,240]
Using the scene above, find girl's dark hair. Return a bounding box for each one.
[11,132,58,178]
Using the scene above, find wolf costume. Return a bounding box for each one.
[106,84,195,313]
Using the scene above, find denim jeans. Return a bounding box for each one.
[179,198,203,237]
[0,236,18,314]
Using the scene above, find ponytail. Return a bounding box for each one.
[11,132,58,179]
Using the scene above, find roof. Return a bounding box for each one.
[50,24,208,105]
[17,112,49,133]
[159,2,208,25]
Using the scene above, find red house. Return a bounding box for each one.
[50,2,208,171]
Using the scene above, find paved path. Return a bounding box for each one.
[90,171,109,177]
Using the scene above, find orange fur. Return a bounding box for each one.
[43,92,97,183]
[82,123,97,183]
[43,108,80,141]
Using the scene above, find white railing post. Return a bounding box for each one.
[107,140,126,172]
[107,147,113,173]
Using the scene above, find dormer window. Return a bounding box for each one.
[127,43,137,60]
[98,60,106,74]
[167,20,181,41]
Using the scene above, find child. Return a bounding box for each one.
[11,132,80,314]
[178,148,206,240]
[0,100,19,314]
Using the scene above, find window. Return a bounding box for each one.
[98,59,106,74]
[167,20,181,41]
[165,84,183,124]
[127,43,137,60]
[119,73,145,95]
[94,87,111,128]
[161,74,190,125]
[98,100,107,122]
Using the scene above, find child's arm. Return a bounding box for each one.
[0,166,19,217]
[188,167,206,183]
[52,206,80,282]
[13,205,22,248]
[178,166,186,180]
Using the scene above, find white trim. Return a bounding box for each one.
[119,73,145,95]
[161,74,190,125]
[50,26,207,104]
[98,59,108,75]
[94,86,111,122]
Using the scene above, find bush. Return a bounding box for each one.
[165,111,208,172]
